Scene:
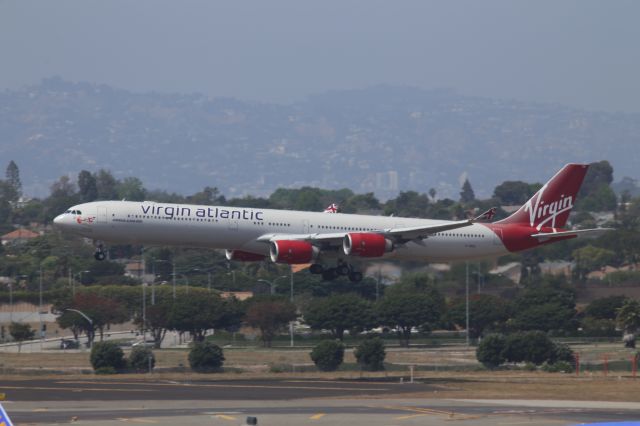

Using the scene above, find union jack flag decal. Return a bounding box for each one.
[324,203,339,213]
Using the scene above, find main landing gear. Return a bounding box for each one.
[93,241,106,261]
[310,261,363,282]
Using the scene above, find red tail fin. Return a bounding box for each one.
[497,164,589,230]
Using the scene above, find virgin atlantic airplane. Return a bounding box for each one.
[53,164,609,282]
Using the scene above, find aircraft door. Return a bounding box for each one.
[228,220,239,231]
[97,206,108,223]
[302,220,310,234]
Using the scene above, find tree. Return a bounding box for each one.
[95,169,118,200]
[189,341,225,372]
[77,170,98,202]
[354,338,386,371]
[9,322,34,353]
[138,302,172,349]
[116,177,146,201]
[446,294,512,338]
[493,181,539,205]
[90,341,126,372]
[511,284,577,332]
[384,191,431,218]
[476,334,507,369]
[459,178,475,203]
[585,296,629,320]
[304,294,375,340]
[616,299,640,335]
[245,298,297,347]
[376,281,444,347]
[55,292,129,347]
[5,160,21,203]
[573,245,616,280]
[576,160,617,212]
[168,291,236,342]
[310,340,344,372]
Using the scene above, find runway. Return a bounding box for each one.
[2,378,640,425]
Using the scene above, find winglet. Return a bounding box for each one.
[473,207,497,222]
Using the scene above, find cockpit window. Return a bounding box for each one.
[76,210,82,215]
[65,210,71,214]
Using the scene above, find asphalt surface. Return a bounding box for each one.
[2,378,640,425]
[0,377,429,401]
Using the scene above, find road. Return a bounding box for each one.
[2,378,640,425]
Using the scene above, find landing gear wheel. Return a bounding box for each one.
[93,241,107,261]
[348,271,363,282]
[336,264,350,276]
[322,268,338,281]
[309,264,324,275]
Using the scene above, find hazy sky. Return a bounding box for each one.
[2,1,639,112]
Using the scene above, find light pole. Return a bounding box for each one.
[171,272,190,297]
[289,266,294,347]
[465,261,470,347]
[152,259,172,305]
[11,274,28,322]
[142,283,147,342]
[64,308,93,347]
[257,276,287,295]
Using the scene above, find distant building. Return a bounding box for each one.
[124,261,145,278]
[220,291,253,301]
[1,228,40,246]
[539,261,573,277]
[489,262,522,284]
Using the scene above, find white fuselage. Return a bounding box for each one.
[54,201,509,263]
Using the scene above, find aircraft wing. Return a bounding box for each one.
[257,216,479,247]
[531,228,614,240]
[0,401,14,426]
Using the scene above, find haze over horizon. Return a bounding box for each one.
[2,1,639,113]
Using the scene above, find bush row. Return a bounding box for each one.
[476,331,574,369]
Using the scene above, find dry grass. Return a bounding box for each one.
[2,343,639,403]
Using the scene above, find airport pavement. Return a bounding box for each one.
[2,378,640,425]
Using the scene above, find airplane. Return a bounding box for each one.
[53,163,610,282]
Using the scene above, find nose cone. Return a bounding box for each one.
[53,214,66,228]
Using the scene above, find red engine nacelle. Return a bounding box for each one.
[343,233,394,257]
[269,240,319,264]
[225,249,266,262]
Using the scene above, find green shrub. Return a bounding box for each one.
[503,331,555,365]
[476,334,507,369]
[354,338,386,371]
[542,361,573,373]
[188,342,225,372]
[94,366,117,375]
[310,340,344,372]
[90,342,126,372]
[549,342,574,364]
[129,346,155,372]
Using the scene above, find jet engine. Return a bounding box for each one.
[343,233,394,257]
[225,249,266,262]
[270,240,319,264]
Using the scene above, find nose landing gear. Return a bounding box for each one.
[93,241,107,261]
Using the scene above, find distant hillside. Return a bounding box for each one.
[2,77,639,199]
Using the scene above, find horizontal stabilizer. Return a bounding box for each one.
[531,228,614,240]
